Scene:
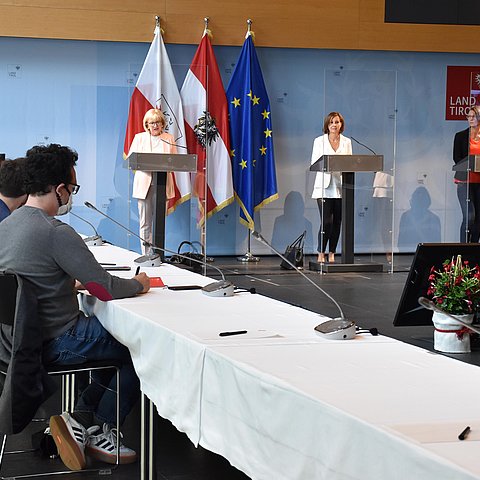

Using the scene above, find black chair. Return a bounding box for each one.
[0,270,120,478]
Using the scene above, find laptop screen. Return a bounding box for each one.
[393,243,480,326]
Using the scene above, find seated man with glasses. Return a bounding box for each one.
[0,144,151,471]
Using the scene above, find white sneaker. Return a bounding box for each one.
[49,412,87,471]
[86,423,137,465]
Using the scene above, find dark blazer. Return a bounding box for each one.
[0,271,56,435]
[453,128,470,181]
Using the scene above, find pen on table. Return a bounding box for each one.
[458,426,471,441]
[219,330,248,337]
[135,266,140,275]
[100,263,116,266]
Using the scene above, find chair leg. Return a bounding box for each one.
[0,364,122,478]
[0,434,6,473]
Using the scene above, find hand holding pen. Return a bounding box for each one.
[133,266,151,293]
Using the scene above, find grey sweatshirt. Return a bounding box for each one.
[0,206,142,341]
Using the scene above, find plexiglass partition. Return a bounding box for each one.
[59,62,210,272]
[314,68,397,273]
[434,72,479,248]
[124,63,207,262]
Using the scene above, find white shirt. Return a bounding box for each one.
[310,134,352,199]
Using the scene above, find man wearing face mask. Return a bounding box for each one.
[0,144,150,471]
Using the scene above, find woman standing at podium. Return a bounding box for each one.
[128,108,177,253]
[453,105,480,242]
[310,112,352,263]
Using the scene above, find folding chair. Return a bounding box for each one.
[0,270,120,478]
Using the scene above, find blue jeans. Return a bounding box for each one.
[43,314,140,426]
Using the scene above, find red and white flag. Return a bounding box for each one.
[123,25,191,213]
[180,31,233,222]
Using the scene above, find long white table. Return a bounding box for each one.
[82,243,480,480]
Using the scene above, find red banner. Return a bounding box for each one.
[446,66,480,120]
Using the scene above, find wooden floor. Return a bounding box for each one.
[2,254,480,479]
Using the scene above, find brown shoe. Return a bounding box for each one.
[49,413,87,471]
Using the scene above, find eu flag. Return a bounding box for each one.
[227,34,278,230]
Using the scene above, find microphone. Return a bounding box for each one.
[251,231,356,340]
[350,136,377,155]
[69,211,104,246]
[418,297,480,335]
[84,201,162,267]
[85,201,235,297]
[159,137,189,150]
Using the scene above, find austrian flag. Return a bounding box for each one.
[180,30,234,222]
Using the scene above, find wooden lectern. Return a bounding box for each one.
[125,152,197,256]
[309,154,384,272]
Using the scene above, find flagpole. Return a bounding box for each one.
[199,17,209,266]
[237,18,259,263]
[237,232,259,262]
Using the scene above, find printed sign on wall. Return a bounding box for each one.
[446,66,480,120]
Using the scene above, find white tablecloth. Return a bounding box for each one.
[83,243,480,480]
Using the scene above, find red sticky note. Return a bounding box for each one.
[150,277,165,288]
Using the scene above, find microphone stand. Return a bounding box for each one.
[251,231,357,340]
[85,201,235,297]
[84,201,162,267]
[69,211,104,246]
[350,136,377,155]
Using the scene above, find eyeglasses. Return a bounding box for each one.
[68,183,80,195]
[148,121,162,126]
[466,115,477,120]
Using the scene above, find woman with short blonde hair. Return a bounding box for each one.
[128,108,176,254]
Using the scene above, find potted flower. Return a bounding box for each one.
[427,255,480,353]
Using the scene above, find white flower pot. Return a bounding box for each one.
[432,311,474,353]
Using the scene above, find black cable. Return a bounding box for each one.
[234,287,256,294]
[355,327,379,336]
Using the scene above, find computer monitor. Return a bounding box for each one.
[393,243,480,327]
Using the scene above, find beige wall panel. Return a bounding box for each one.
[0,0,480,53]
[166,13,360,49]
[8,0,159,11]
[0,6,163,42]
[358,22,479,53]
[165,0,360,48]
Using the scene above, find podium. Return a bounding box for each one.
[452,155,480,173]
[309,154,384,272]
[125,152,197,256]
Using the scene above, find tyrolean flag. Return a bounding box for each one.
[123,24,191,213]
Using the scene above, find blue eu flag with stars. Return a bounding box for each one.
[227,34,278,230]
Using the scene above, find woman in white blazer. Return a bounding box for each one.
[310,112,352,264]
[128,108,177,254]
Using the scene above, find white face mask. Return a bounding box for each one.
[57,191,73,216]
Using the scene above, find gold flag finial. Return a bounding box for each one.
[246,19,255,41]
[204,17,212,38]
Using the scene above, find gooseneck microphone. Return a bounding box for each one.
[69,211,104,246]
[159,137,188,150]
[251,231,356,340]
[85,201,235,297]
[84,201,161,267]
[350,136,377,155]
[418,297,480,335]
